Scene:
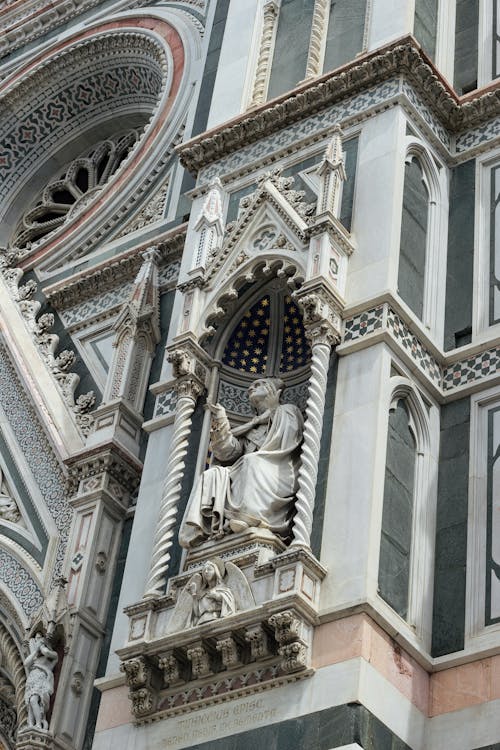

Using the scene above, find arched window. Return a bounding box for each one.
[378,376,436,640]
[398,157,429,321]
[378,398,417,619]
[397,139,446,336]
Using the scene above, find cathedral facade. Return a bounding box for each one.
[0,1,498,748]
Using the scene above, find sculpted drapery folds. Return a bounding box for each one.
[179,377,304,548]
[24,632,58,730]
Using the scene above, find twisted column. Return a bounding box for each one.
[304,0,329,79]
[291,292,340,548]
[249,0,279,107]
[143,378,202,598]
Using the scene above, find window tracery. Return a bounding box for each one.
[11,130,140,251]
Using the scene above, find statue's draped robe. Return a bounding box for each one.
[179,403,303,547]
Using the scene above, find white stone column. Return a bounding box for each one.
[249,0,280,107]
[143,373,203,598]
[304,0,330,80]
[291,291,341,549]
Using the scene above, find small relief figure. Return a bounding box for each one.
[24,632,58,731]
[179,377,303,548]
[0,470,20,524]
[167,558,255,633]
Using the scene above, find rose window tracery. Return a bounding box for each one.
[11,130,140,250]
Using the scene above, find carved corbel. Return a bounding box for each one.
[216,633,242,670]
[186,642,212,679]
[244,624,271,661]
[120,655,158,718]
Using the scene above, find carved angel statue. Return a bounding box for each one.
[179,377,304,548]
[0,469,20,524]
[24,632,58,730]
[167,558,255,632]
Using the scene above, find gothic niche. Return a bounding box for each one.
[11,130,140,250]
[179,283,311,549]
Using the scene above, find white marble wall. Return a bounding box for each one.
[347,109,406,307]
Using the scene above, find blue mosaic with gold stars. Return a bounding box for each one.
[280,295,310,372]
[222,296,271,373]
[222,293,310,375]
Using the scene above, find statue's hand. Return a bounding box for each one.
[251,409,271,425]
[207,402,226,418]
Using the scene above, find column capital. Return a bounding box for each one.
[294,286,342,345]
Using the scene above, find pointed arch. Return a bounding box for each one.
[398,136,448,337]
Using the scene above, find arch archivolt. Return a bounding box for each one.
[0,11,199,271]
[199,253,307,344]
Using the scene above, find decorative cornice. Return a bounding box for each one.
[177,36,500,175]
[0,0,152,60]
[44,226,187,311]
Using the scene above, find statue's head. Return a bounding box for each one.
[202,558,225,584]
[248,377,284,410]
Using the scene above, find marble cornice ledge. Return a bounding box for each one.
[0,0,151,59]
[178,35,500,175]
[44,225,187,311]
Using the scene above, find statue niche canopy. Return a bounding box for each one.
[179,283,311,550]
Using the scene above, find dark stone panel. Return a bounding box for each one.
[311,351,338,558]
[187,702,411,750]
[323,0,367,73]
[139,290,175,462]
[398,159,429,321]
[454,0,479,93]
[432,397,470,657]
[378,401,415,619]
[340,136,359,232]
[191,0,230,137]
[414,0,438,59]
[167,395,206,580]
[267,0,314,100]
[444,159,475,351]
[82,516,133,750]
[227,184,257,223]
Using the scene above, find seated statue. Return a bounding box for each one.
[167,558,255,632]
[179,377,303,548]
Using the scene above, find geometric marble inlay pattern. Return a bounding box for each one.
[387,310,442,384]
[442,347,500,390]
[0,341,71,580]
[0,549,43,616]
[343,305,384,341]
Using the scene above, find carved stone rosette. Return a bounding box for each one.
[143,341,207,598]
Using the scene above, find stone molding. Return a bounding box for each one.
[178,36,500,174]
[44,227,186,312]
[0,0,131,57]
[65,442,142,503]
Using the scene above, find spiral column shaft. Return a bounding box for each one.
[305,0,329,79]
[291,339,331,548]
[249,1,279,107]
[143,386,198,598]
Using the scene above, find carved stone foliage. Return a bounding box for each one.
[179,37,491,175]
[120,606,312,722]
[0,695,16,747]
[0,251,95,436]
[115,179,170,239]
